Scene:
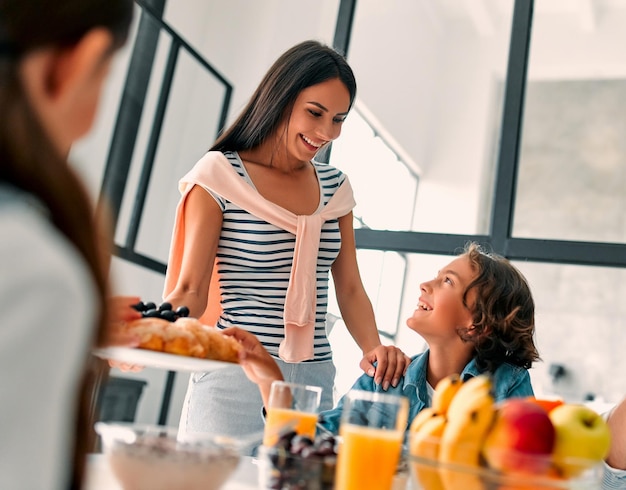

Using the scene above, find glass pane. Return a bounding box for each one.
[330,113,418,231]
[105,30,230,264]
[513,0,626,243]
[330,0,514,234]
[133,45,229,262]
[515,260,626,410]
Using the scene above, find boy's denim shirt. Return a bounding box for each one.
[318,349,534,435]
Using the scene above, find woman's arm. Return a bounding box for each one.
[331,213,410,390]
[164,185,223,317]
[607,396,626,470]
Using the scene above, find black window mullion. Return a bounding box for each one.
[125,38,180,249]
[505,238,626,268]
[490,0,534,255]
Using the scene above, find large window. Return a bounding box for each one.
[339,1,515,236]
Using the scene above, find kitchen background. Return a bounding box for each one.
[70,0,626,428]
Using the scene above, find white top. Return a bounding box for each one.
[0,185,96,490]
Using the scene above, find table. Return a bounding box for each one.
[84,453,258,490]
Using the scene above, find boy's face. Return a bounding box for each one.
[406,255,478,341]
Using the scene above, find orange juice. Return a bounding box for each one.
[335,424,403,490]
[263,407,318,446]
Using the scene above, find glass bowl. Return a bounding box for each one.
[408,450,604,490]
[95,422,240,490]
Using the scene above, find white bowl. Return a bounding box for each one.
[95,422,240,490]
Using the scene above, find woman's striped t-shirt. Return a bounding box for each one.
[205,151,347,362]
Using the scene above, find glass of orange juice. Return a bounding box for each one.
[263,381,322,446]
[335,390,409,490]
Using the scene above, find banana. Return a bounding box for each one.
[409,407,438,434]
[410,373,462,436]
[431,373,462,415]
[409,413,447,490]
[445,373,492,421]
[438,374,496,490]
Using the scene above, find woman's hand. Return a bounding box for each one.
[105,295,142,347]
[222,327,283,405]
[108,295,143,324]
[360,345,411,391]
[105,295,144,371]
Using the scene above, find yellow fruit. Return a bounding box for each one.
[410,413,447,490]
[549,403,612,478]
[432,373,462,415]
[438,375,495,490]
[410,407,438,434]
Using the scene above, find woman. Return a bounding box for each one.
[0,1,136,488]
[164,40,411,444]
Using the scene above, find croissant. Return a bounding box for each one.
[123,317,240,363]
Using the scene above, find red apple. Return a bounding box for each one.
[482,398,556,475]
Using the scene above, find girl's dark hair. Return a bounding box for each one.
[457,242,541,373]
[211,39,357,152]
[0,1,133,487]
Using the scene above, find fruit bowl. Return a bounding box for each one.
[95,422,240,490]
[408,449,605,490]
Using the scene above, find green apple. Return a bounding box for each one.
[548,403,611,478]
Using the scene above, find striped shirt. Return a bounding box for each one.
[600,407,625,489]
[207,151,346,361]
[602,463,626,489]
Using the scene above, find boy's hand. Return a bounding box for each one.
[222,327,283,402]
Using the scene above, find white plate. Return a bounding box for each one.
[93,347,238,373]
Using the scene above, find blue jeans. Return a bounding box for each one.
[178,358,336,454]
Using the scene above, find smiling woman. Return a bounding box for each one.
[161,39,411,450]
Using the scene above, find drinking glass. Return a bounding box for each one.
[334,390,409,490]
[262,381,322,446]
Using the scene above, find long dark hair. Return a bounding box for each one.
[0,1,133,487]
[211,39,357,152]
[458,242,541,373]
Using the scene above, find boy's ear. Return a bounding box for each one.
[465,324,484,339]
[46,28,113,101]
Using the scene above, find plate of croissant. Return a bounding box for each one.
[94,316,242,372]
